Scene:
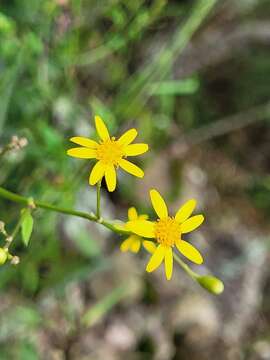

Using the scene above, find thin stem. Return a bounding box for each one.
[173,253,199,280]
[96,181,101,219]
[4,210,26,250]
[0,146,10,158]
[10,213,24,240]
[0,187,127,235]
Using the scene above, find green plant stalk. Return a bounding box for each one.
[3,208,28,251]
[0,187,125,235]
[96,180,101,219]
[9,212,25,244]
[0,187,223,294]
[173,252,199,280]
[0,145,12,158]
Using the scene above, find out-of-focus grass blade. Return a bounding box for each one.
[44,260,111,293]
[76,0,166,67]
[0,47,24,133]
[114,0,217,118]
[82,284,127,327]
[148,78,199,96]
[90,96,117,131]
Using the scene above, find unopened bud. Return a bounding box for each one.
[197,275,224,295]
[18,137,28,148]
[10,135,20,150]
[10,136,28,150]
[11,256,20,265]
[0,248,8,265]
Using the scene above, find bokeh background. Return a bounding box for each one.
[0,0,270,359]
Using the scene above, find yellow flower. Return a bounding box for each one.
[126,189,204,280]
[120,207,156,254]
[67,116,149,192]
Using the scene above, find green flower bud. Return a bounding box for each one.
[197,275,224,295]
[0,248,8,265]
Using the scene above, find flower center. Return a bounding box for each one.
[154,217,181,247]
[96,138,124,166]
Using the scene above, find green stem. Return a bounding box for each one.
[0,144,13,159]
[0,187,126,235]
[4,210,27,250]
[173,253,199,280]
[96,181,101,219]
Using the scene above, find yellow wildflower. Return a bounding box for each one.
[120,207,156,254]
[126,189,204,280]
[67,116,149,192]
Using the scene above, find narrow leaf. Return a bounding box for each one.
[21,209,34,246]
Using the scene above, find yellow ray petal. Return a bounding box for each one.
[89,161,105,185]
[124,143,149,156]
[126,220,155,238]
[69,137,98,148]
[138,214,149,220]
[119,159,144,178]
[128,207,138,221]
[164,247,173,280]
[130,238,141,253]
[67,148,97,159]
[175,199,196,223]
[176,239,203,264]
[181,215,204,233]
[95,115,110,141]
[143,240,157,254]
[150,189,168,219]
[117,129,137,145]
[146,244,166,272]
[120,237,133,252]
[105,165,117,192]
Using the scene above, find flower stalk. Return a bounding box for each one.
[96,180,101,219]
[0,186,223,294]
[0,186,126,235]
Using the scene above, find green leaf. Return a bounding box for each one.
[21,209,34,246]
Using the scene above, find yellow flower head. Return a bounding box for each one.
[67,116,149,192]
[120,207,156,254]
[126,189,204,280]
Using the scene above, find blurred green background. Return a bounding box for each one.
[1,0,270,359]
